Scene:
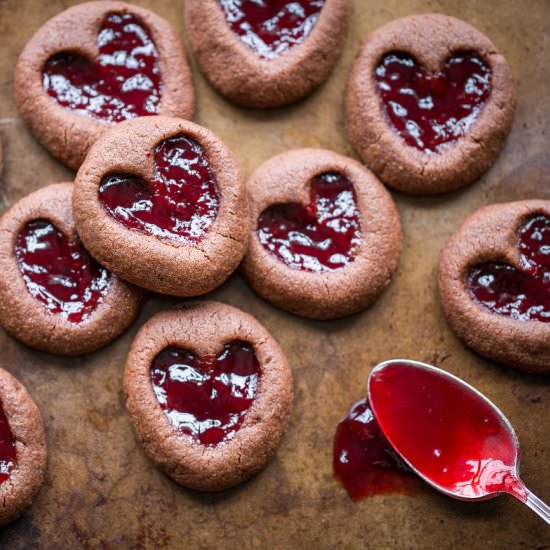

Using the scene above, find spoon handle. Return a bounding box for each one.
[518,487,550,526]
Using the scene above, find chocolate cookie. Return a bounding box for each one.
[439,200,550,374]
[15,1,195,170]
[0,367,47,527]
[241,149,402,319]
[124,301,293,491]
[184,0,350,108]
[73,116,248,297]
[0,183,144,356]
[346,14,515,194]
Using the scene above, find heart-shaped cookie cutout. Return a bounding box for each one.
[184,0,349,108]
[439,200,550,374]
[375,51,491,153]
[73,117,248,297]
[468,215,549,322]
[0,183,144,356]
[346,14,515,194]
[43,12,161,123]
[218,0,324,60]
[15,2,194,169]
[0,402,16,485]
[241,149,402,319]
[151,341,260,446]
[99,135,219,243]
[124,302,293,491]
[258,172,361,272]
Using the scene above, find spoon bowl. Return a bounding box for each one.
[367,359,550,524]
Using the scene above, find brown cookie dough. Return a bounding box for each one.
[15,1,195,170]
[439,200,550,374]
[0,367,47,527]
[124,301,293,492]
[73,116,248,297]
[0,183,144,356]
[184,0,350,108]
[240,148,403,319]
[346,14,516,194]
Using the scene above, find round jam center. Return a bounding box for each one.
[375,51,491,153]
[0,402,16,485]
[468,215,550,322]
[369,362,523,499]
[218,0,324,60]
[257,172,362,273]
[98,135,220,243]
[15,220,111,324]
[42,12,161,123]
[150,341,261,446]
[333,397,417,500]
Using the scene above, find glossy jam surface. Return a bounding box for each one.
[257,172,362,272]
[333,397,417,500]
[15,221,111,323]
[0,403,16,484]
[468,215,550,322]
[375,51,491,153]
[218,0,324,59]
[151,341,261,446]
[43,12,161,122]
[369,362,525,500]
[98,135,220,243]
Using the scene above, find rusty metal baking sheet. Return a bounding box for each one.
[0,0,549,548]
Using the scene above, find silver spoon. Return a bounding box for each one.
[367,359,550,525]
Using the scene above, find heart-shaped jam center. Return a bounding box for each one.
[375,51,491,153]
[257,172,362,272]
[468,215,549,322]
[42,12,161,123]
[0,402,15,485]
[218,0,324,60]
[333,397,415,500]
[15,220,111,323]
[150,341,260,446]
[98,135,220,243]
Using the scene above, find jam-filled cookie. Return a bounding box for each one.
[15,1,195,169]
[0,183,144,356]
[346,14,515,194]
[0,367,47,527]
[241,149,402,319]
[73,116,248,297]
[184,0,350,108]
[124,301,293,491]
[439,200,550,374]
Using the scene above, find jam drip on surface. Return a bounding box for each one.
[15,221,111,324]
[369,362,525,500]
[218,0,324,60]
[257,172,362,273]
[333,397,417,500]
[150,341,261,446]
[375,51,491,153]
[468,215,550,322]
[98,135,220,243]
[43,12,161,122]
[0,402,16,484]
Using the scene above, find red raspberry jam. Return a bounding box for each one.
[42,12,161,123]
[150,341,261,446]
[218,0,324,60]
[333,397,417,500]
[0,402,16,484]
[369,362,525,500]
[375,51,491,153]
[257,172,362,272]
[98,135,220,243]
[15,221,111,324]
[468,215,549,322]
